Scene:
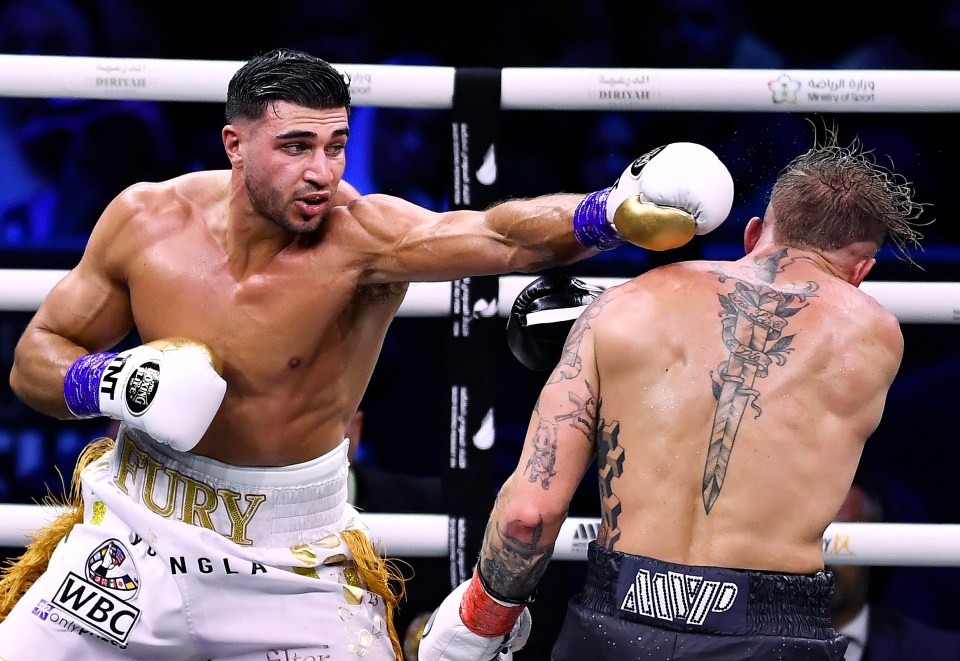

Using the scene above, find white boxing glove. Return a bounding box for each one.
[574,142,734,251]
[64,338,226,452]
[418,569,532,661]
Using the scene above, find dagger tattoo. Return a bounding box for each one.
[702,249,819,513]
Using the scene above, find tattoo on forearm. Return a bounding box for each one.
[481,516,555,600]
[702,249,818,513]
[595,420,624,548]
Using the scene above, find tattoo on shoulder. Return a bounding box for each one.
[701,248,819,514]
[547,292,611,385]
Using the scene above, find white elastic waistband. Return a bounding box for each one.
[109,426,350,547]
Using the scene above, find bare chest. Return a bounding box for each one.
[124,247,396,384]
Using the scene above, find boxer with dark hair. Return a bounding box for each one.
[0,48,733,658]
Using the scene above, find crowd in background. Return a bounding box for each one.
[1,0,960,651]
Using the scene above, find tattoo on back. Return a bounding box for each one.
[596,421,624,548]
[702,249,819,514]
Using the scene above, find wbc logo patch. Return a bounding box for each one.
[47,539,143,644]
[86,539,140,596]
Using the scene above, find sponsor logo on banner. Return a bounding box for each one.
[823,532,854,557]
[471,297,498,318]
[597,74,652,104]
[768,74,801,105]
[768,73,877,107]
[571,521,599,556]
[91,62,148,92]
[475,144,497,186]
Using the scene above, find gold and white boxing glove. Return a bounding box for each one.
[573,142,735,251]
[64,338,226,452]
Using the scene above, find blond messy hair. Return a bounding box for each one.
[769,125,928,264]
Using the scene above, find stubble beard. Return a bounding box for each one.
[245,172,315,235]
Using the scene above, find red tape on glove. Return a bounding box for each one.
[458,568,527,637]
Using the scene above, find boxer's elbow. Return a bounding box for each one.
[497,485,568,544]
[9,350,32,406]
[10,347,71,420]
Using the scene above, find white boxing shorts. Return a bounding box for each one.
[0,426,399,660]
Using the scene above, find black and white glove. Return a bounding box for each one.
[506,275,604,371]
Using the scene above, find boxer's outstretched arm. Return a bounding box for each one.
[353,142,733,284]
[348,191,594,285]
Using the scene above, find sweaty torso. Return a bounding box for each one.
[113,172,405,465]
[590,250,901,573]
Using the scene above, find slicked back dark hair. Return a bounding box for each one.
[225,48,352,123]
[769,127,927,264]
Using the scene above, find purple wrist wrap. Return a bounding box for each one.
[573,188,626,251]
[64,352,118,417]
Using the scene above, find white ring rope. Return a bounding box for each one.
[1,54,960,112]
[1,504,958,566]
[2,270,959,324]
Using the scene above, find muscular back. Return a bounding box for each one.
[583,249,902,573]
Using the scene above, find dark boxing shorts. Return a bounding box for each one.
[551,543,847,661]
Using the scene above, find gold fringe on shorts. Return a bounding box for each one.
[0,435,409,661]
[0,436,114,622]
[341,528,408,660]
